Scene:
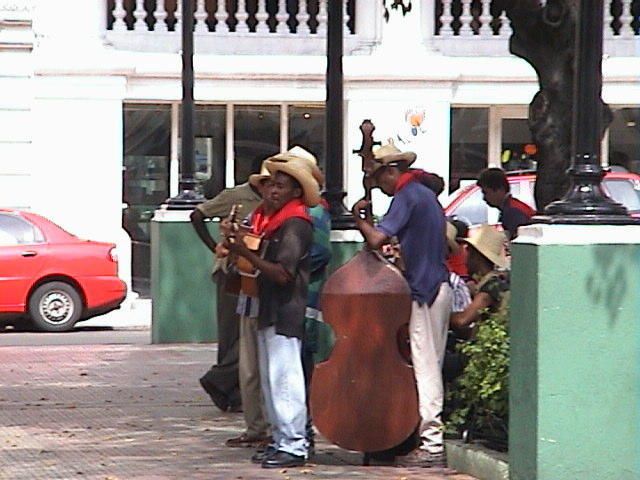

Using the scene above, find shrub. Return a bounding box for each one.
[447,306,510,448]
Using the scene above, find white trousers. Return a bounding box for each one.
[409,283,453,454]
[257,326,308,457]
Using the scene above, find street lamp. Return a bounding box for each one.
[166,0,203,210]
[542,0,636,224]
[324,0,354,229]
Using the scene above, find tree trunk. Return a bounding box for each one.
[506,0,611,211]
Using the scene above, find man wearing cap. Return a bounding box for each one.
[450,225,510,333]
[352,142,452,468]
[225,151,319,468]
[191,176,263,413]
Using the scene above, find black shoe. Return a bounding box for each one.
[199,376,228,412]
[307,438,315,458]
[251,446,276,464]
[261,450,305,469]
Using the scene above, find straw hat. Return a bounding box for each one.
[463,225,509,269]
[369,140,417,176]
[446,222,460,254]
[264,156,321,207]
[248,161,271,188]
[267,146,325,188]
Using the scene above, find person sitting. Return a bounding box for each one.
[450,225,510,336]
[446,218,470,280]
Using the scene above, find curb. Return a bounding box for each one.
[446,439,509,480]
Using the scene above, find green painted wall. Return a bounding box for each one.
[151,215,362,346]
[510,242,640,480]
[151,220,219,343]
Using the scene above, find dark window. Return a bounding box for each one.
[450,107,489,193]
[189,105,227,199]
[288,105,326,175]
[234,105,280,184]
[123,104,172,297]
[608,107,640,173]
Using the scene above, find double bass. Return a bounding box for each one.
[310,120,419,458]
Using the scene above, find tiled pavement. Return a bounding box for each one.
[0,341,476,480]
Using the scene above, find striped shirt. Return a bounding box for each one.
[449,272,472,313]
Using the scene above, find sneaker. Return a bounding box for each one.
[225,433,271,448]
[397,448,446,468]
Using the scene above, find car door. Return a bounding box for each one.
[0,213,47,312]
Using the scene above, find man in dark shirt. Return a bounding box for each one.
[352,143,452,468]
[226,155,319,469]
[477,168,535,239]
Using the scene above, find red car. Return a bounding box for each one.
[0,209,127,332]
[445,171,640,227]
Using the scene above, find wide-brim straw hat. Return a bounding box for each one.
[264,157,321,207]
[463,224,509,269]
[248,161,271,188]
[446,222,460,255]
[369,141,417,177]
[267,146,325,188]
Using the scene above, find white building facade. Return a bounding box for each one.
[1,0,639,296]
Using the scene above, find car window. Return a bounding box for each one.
[0,214,45,246]
[603,179,640,213]
[450,188,488,225]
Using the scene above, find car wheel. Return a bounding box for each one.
[28,282,82,332]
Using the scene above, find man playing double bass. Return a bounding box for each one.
[351,143,452,468]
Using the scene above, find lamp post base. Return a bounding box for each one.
[164,181,204,210]
[324,190,356,230]
[534,213,640,225]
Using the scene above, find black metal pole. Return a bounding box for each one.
[543,0,632,223]
[324,0,354,229]
[166,0,202,209]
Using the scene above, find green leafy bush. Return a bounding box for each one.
[447,306,510,446]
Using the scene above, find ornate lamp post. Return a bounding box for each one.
[166,0,203,210]
[542,0,635,224]
[324,0,354,229]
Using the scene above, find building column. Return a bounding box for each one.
[0,1,34,209]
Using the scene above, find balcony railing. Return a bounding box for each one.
[432,0,640,56]
[105,0,382,55]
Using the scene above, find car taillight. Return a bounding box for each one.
[108,247,118,263]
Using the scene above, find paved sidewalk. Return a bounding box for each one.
[0,341,475,480]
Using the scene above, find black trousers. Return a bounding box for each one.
[200,274,241,408]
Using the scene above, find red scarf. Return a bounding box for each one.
[250,198,311,238]
[396,169,428,192]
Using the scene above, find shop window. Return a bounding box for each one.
[234,105,280,184]
[187,105,226,199]
[501,118,537,172]
[288,105,326,175]
[123,104,171,297]
[450,107,489,192]
[608,108,640,173]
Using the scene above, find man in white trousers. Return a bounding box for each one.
[352,143,452,468]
